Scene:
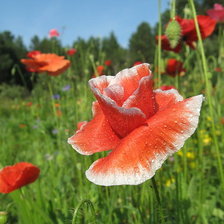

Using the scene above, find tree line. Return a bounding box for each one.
[0,0,220,90]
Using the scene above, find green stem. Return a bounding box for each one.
[151,177,161,205]
[188,0,224,191]
[157,0,162,88]
[170,0,176,19]
[218,24,224,64]
[47,81,57,118]
[14,64,28,89]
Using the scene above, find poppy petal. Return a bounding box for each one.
[114,64,152,102]
[90,64,151,103]
[89,86,146,138]
[89,64,152,137]
[122,75,156,118]
[68,102,120,155]
[38,55,70,76]
[197,15,216,39]
[154,88,183,112]
[156,35,182,53]
[183,16,216,46]
[85,95,203,186]
[0,162,40,194]
[207,7,224,23]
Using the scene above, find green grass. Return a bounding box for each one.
[0,57,223,223]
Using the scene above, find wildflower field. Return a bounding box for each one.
[0,0,224,223]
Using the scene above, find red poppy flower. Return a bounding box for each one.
[49,29,60,37]
[165,59,186,77]
[207,4,224,23]
[104,60,112,66]
[27,50,41,58]
[0,162,40,193]
[96,65,104,76]
[21,53,70,76]
[220,117,224,125]
[214,67,222,72]
[67,48,77,56]
[26,102,33,107]
[157,15,216,52]
[160,85,176,91]
[19,124,27,128]
[68,63,203,186]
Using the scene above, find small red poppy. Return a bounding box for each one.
[21,53,70,76]
[165,59,186,77]
[0,162,40,194]
[96,65,104,76]
[220,117,224,125]
[214,67,222,72]
[27,51,41,58]
[104,60,112,66]
[49,29,60,37]
[26,102,33,107]
[67,48,77,56]
[19,124,27,128]
[207,4,224,23]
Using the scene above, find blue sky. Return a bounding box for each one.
[1,0,169,48]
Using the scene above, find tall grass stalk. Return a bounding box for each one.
[156,0,162,87]
[188,0,224,192]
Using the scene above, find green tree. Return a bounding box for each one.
[0,31,33,89]
[30,35,63,54]
[102,32,127,72]
[129,22,155,64]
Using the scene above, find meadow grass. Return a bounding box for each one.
[0,2,224,224]
[0,52,223,223]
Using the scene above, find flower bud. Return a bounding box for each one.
[165,19,182,48]
[0,212,7,224]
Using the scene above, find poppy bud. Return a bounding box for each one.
[165,19,182,49]
[0,212,7,224]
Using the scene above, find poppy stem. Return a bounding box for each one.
[170,0,176,19]
[218,24,224,64]
[156,0,162,88]
[151,176,161,205]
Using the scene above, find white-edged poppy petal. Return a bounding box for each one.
[88,64,154,137]
[109,63,152,102]
[122,76,156,118]
[154,88,184,111]
[85,95,203,186]
[68,102,120,155]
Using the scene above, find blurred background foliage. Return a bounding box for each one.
[0,0,222,91]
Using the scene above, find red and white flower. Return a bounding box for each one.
[68,63,203,186]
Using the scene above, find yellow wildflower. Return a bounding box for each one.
[165,177,175,187]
